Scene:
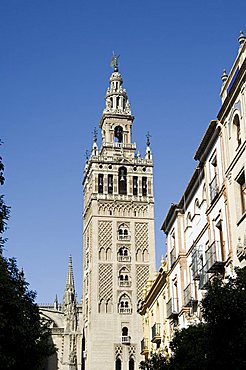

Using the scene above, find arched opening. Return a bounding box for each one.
[129,357,134,370]
[116,357,121,370]
[114,126,123,143]
[119,167,127,194]
[118,223,130,240]
[119,294,131,314]
[233,114,241,146]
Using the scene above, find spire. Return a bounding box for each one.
[63,255,75,308]
[102,53,131,116]
[65,255,75,290]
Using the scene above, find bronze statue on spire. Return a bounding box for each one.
[110,52,120,71]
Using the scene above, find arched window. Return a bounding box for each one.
[119,294,131,314]
[143,248,149,262]
[118,267,130,287]
[136,248,142,262]
[118,246,130,262]
[122,327,130,344]
[119,167,127,194]
[106,247,112,261]
[118,223,130,241]
[233,114,241,146]
[116,357,121,370]
[114,126,123,143]
[129,357,134,370]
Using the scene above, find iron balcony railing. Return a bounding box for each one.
[205,241,225,272]
[141,338,149,354]
[191,246,203,280]
[122,336,131,344]
[199,265,210,290]
[209,175,219,203]
[119,308,132,314]
[119,280,131,287]
[118,255,131,262]
[183,283,196,307]
[166,298,179,319]
[151,323,161,343]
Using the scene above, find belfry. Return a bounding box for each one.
[82,55,156,369]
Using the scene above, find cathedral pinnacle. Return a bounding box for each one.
[110,52,120,72]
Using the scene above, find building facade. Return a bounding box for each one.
[139,31,246,352]
[82,59,156,370]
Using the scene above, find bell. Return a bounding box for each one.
[120,175,125,181]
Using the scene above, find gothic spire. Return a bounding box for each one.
[63,255,75,308]
[65,255,75,290]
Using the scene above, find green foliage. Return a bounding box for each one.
[0,141,10,250]
[0,256,56,369]
[139,352,167,370]
[140,268,246,370]
[0,143,56,369]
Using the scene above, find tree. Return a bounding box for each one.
[139,352,168,370]
[0,140,10,251]
[139,268,246,370]
[169,269,246,370]
[0,144,56,369]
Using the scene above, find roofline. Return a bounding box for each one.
[194,120,219,161]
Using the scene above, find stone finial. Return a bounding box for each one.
[93,127,98,143]
[54,294,58,310]
[238,30,246,46]
[221,69,228,84]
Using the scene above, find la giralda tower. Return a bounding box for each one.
[82,56,156,370]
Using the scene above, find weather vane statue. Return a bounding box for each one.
[110,52,120,71]
[146,131,151,147]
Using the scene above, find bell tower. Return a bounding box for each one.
[82,55,156,370]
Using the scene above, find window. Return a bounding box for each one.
[114,126,123,143]
[233,114,241,147]
[118,267,130,286]
[133,176,138,196]
[129,358,134,370]
[108,174,113,194]
[118,224,130,240]
[119,294,131,314]
[116,357,121,370]
[237,171,246,215]
[98,174,104,194]
[142,177,147,196]
[209,155,219,202]
[119,167,127,194]
[118,247,130,262]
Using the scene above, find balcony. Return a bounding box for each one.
[118,234,131,241]
[183,283,196,307]
[191,246,203,280]
[122,335,131,344]
[119,280,131,287]
[170,248,176,267]
[199,265,210,290]
[209,175,219,203]
[140,338,149,355]
[118,255,131,262]
[166,298,179,319]
[119,308,132,314]
[205,241,225,273]
[151,323,161,343]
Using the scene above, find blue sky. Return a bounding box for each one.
[0,0,245,303]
